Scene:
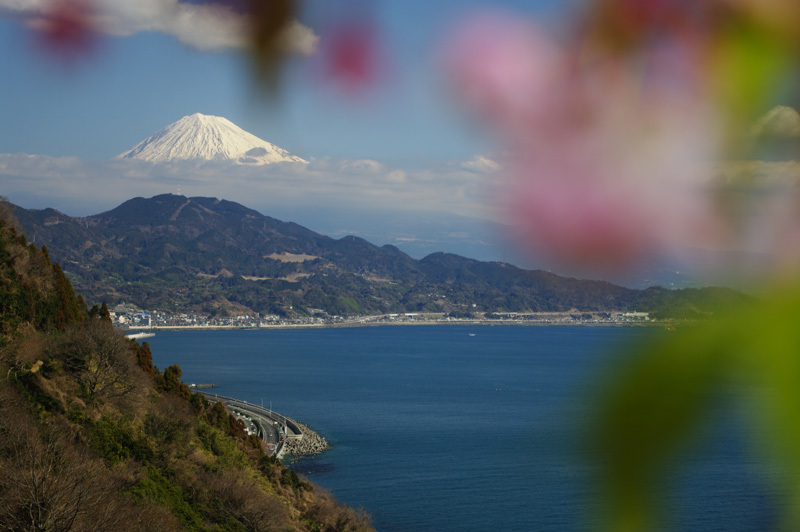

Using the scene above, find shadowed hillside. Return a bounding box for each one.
[13,195,750,319]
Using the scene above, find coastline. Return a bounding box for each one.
[282,418,331,458]
[124,318,667,332]
[200,391,331,459]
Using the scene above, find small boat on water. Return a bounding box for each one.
[469,333,476,337]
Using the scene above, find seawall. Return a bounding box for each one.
[282,418,331,457]
[198,391,330,458]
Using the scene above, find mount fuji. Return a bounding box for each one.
[115,113,306,165]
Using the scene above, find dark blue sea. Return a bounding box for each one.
[147,326,780,532]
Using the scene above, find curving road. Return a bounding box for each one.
[198,391,302,458]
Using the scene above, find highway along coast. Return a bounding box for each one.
[199,391,331,458]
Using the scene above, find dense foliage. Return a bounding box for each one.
[0,213,373,532]
[0,219,85,341]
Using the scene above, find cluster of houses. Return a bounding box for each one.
[109,302,652,330]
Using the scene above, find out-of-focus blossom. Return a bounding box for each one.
[442,10,721,272]
[584,0,710,53]
[33,0,99,62]
[724,0,800,40]
[319,20,378,94]
[440,12,563,141]
[441,4,800,532]
[15,0,318,76]
[442,2,800,276]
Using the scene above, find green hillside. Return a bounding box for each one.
[0,209,372,532]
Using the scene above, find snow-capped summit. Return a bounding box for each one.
[115,113,306,165]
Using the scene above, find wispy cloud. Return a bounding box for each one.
[460,155,500,173]
[751,105,800,138]
[0,0,318,54]
[0,153,499,221]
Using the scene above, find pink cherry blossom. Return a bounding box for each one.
[440,10,564,142]
[443,10,722,272]
[34,0,98,62]
[320,20,378,93]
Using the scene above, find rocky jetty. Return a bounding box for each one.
[283,419,331,457]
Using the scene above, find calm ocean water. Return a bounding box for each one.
[147,326,780,532]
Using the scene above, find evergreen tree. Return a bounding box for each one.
[53,262,85,330]
[136,341,155,377]
[99,302,111,323]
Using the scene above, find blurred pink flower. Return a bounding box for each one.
[34,0,98,62]
[442,10,721,271]
[440,11,563,142]
[505,106,719,271]
[320,19,379,94]
[508,165,655,268]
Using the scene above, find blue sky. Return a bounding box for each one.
[4,0,792,290]
[1,1,573,162]
[0,0,589,274]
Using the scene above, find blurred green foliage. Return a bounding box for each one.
[591,283,800,531]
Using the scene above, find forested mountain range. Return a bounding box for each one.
[12,195,747,318]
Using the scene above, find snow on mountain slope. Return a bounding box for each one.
[115,113,307,165]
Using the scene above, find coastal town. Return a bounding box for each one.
[109,302,654,330]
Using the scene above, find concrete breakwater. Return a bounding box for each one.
[198,391,330,458]
[283,419,331,457]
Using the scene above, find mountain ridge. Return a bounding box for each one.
[12,194,748,319]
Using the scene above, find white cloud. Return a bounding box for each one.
[384,170,407,183]
[0,0,318,54]
[307,158,385,175]
[279,19,317,56]
[716,160,800,186]
[460,155,500,173]
[0,152,523,265]
[0,153,498,221]
[751,105,800,138]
